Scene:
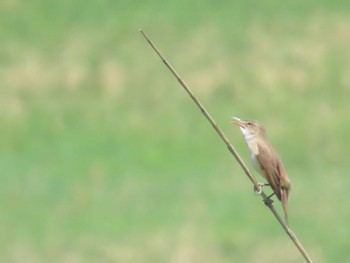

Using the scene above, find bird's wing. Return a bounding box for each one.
[256,142,282,200]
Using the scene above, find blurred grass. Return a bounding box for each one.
[1,0,350,262]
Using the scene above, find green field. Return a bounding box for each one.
[1,1,350,262]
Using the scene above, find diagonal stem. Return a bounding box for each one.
[140,29,313,263]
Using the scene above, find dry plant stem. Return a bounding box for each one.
[140,29,313,263]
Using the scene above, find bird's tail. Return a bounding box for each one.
[281,186,289,227]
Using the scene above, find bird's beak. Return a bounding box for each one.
[231,116,243,127]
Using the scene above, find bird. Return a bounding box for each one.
[231,117,291,226]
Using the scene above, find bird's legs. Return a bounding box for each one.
[253,183,275,207]
[253,183,270,195]
[267,192,275,199]
[254,183,275,206]
[263,192,275,207]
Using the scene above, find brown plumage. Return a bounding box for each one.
[232,117,291,226]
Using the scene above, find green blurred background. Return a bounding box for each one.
[1,1,350,262]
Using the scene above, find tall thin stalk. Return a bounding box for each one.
[140,29,313,263]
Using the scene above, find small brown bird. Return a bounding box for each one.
[232,117,291,226]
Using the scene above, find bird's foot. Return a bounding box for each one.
[264,197,274,207]
[253,183,269,195]
[263,193,275,207]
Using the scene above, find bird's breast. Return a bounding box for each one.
[244,137,263,176]
[250,152,263,175]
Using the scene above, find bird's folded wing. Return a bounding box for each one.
[256,142,282,200]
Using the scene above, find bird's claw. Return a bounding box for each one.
[253,183,268,195]
[254,185,262,195]
[264,197,274,207]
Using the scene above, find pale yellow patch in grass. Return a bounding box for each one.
[189,61,230,99]
[1,50,56,92]
[0,95,25,118]
[99,60,125,97]
[1,35,125,97]
[170,186,224,263]
[175,26,231,99]
[97,187,224,262]
[0,0,18,10]
[5,240,39,263]
[250,237,325,263]
[247,13,350,92]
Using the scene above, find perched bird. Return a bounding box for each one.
[232,117,291,226]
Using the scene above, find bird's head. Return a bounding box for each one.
[231,117,265,138]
